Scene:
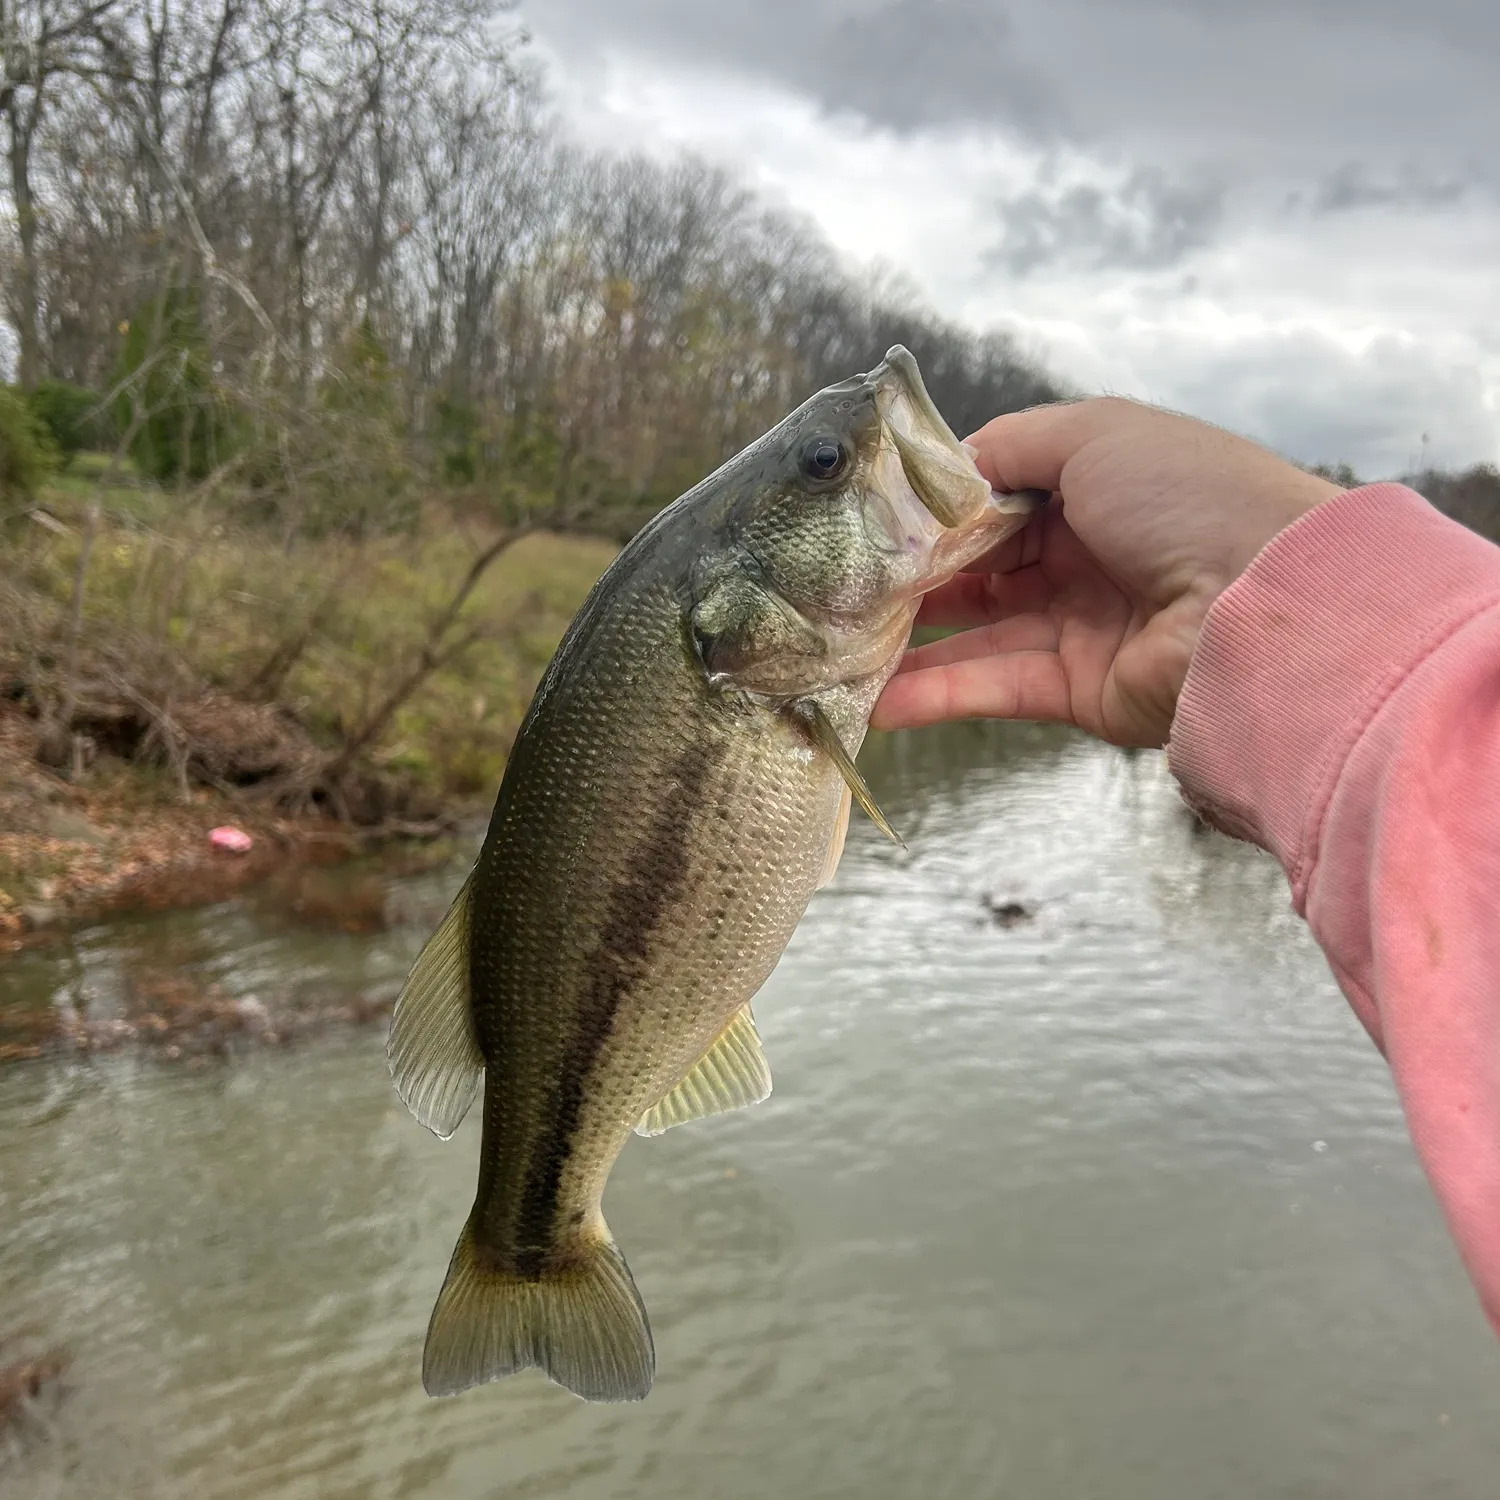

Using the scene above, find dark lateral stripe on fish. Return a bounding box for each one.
[511,737,723,1277]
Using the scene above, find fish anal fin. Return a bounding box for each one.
[816,784,852,891]
[422,1217,653,1402]
[634,1004,772,1138]
[387,869,484,1140]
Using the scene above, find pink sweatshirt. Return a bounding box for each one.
[1167,481,1500,1337]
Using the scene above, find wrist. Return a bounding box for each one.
[1219,471,1343,587]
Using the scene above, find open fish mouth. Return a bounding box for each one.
[869,344,1037,531]
[875,345,970,466]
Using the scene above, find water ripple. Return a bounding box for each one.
[2,725,1497,1500]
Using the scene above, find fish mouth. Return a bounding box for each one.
[860,346,1043,594]
[867,344,1038,534]
[873,345,968,462]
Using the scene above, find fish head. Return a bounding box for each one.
[689,345,1042,700]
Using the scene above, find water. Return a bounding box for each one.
[2,723,1497,1498]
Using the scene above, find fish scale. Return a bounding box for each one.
[386,346,1042,1402]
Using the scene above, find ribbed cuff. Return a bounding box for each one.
[1166,483,1500,905]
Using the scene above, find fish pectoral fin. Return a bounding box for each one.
[634,1004,773,1138]
[387,869,484,1140]
[423,1216,653,1402]
[816,784,852,891]
[795,699,904,848]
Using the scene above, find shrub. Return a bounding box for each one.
[236,322,418,541]
[434,391,480,485]
[28,378,110,463]
[0,386,59,503]
[112,288,240,482]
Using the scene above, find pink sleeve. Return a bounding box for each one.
[1166,481,1500,1335]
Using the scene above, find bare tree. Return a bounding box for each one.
[1,0,1064,811]
[0,0,122,387]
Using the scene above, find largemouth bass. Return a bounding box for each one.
[388,346,1040,1402]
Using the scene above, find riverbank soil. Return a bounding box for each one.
[0,703,357,953]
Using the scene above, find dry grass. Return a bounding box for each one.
[3,474,616,803]
[0,469,615,942]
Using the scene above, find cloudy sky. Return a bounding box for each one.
[517,0,1500,478]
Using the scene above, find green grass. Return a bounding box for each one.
[6,458,619,804]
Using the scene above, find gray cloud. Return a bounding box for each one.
[519,0,1500,186]
[988,169,1225,276]
[515,0,1500,475]
[816,0,1060,134]
[1140,333,1495,479]
[526,0,1061,145]
[527,0,1062,138]
[1301,161,1471,216]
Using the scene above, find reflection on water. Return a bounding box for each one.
[2,723,1497,1499]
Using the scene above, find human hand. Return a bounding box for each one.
[873,397,1343,747]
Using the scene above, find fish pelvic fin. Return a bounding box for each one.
[387,869,484,1139]
[635,1003,772,1138]
[422,1217,654,1403]
[795,699,904,848]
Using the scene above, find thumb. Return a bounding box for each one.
[965,399,1107,496]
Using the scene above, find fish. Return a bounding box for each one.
[387,345,1042,1403]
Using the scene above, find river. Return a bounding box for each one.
[1,722,1496,1498]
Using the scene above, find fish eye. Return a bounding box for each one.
[800,436,849,484]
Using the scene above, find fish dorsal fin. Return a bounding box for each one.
[388,869,484,1140]
[634,1004,772,1137]
[796,700,904,847]
[816,784,852,890]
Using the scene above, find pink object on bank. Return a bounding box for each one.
[1169,481,1500,1339]
[209,825,254,853]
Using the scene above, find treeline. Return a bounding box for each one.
[1405,466,1500,543]
[0,0,1061,820]
[1,0,1060,537]
[1310,462,1500,545]
[12,0,1487,830]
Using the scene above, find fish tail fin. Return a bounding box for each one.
[421,1217,654,1403]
